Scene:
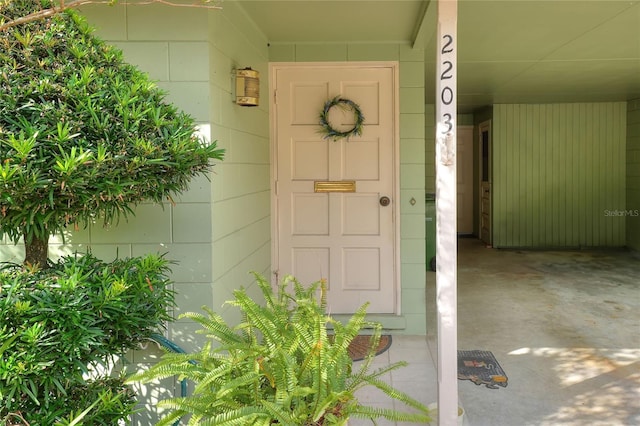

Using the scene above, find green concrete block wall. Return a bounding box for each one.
[269,42,427,335]
[76,4,223,369]
[208,1,272,328]
[82,5,220,425]
[394,46,427,335]
[627,99,640,251]
[207,2,271,332]
[424,105,436,194]
[492,103,627,248]
[398,46,425,335]
[85,1,274,356]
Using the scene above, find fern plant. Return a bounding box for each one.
[129,273,431,425]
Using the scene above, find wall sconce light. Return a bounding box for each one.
[235,67,259,107]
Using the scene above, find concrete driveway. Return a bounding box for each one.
[452,238,639,426]
[352,238,639,425]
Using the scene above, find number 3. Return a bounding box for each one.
[442,113,453,134]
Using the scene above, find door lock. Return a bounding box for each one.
[379,196,391,206]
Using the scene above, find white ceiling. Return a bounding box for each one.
[238,0,640,113]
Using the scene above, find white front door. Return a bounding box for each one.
[271,63,398,314]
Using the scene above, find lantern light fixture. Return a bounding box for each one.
[235,67,259,107]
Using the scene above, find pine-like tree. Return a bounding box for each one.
[0,0,224,267]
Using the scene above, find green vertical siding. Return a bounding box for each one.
[493,103,626,248]
[628,99,640,251]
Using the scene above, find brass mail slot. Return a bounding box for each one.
[314,181,356,193]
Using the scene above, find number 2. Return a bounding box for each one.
[441,35,453,54]
[441,61,453,80]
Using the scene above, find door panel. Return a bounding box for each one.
[292,139,328,179]
[273,64,397,314]
[343,194,379,235]
[292,248,329,289]
[291,83,329,124]
[292,194,328,235]
[344,140,380,180]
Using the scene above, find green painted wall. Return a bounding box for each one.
[76,4,271,292]
[397,48,427,335]
[208,1,272,330]
[627,99,640,251]
[492,103,627,248]
[425,105,436,194]
[271,43,427,335]
[76,3,272,352]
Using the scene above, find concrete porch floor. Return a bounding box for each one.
[352,238,639,426]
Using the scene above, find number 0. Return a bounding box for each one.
[441,87,453,105]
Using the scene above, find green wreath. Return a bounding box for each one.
[319,96,365,141]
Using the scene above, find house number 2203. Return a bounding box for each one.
[440,34,455,135]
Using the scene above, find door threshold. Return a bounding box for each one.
[332,314,407,331]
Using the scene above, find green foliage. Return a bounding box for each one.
[0,0,224,248]
[129,274,431,425]
[0,253,176,424]
[1,379,136,426]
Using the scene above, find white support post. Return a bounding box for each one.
[435,1,458,425]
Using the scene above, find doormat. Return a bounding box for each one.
[458,350,508,389]
[348,335,392,362]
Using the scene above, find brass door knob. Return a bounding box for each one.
[379,196,391,206]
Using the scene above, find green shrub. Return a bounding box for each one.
[129,274,431,425]
[0,253,175,425]
[0,0,224,266]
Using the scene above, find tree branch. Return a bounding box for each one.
[0,0,222,31]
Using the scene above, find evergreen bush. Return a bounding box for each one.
[0,1,223,421]
[0,253,174,425]
[0,0,224,266]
